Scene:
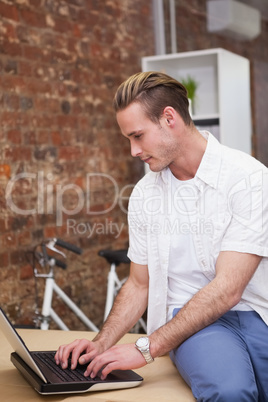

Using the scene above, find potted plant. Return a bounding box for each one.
[181,75,199,115]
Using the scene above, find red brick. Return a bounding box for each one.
[7,129,22,144]
[0,164,11,179]
[72,23,82,38]
[4,59,17,74]
[0,39,22,57]
[0,252,9,268]
[1,75,27,93]
[90,42,102,57]
[53,82,67,97]
[35,97,60,114]
[58,146,82,161]
[1,232,17,249]
[3,93,20,110]
[16,24,31,44]
[5,176,35,197]
[20,264,34,280]
[26,78,52,95]
[32,114,56,129]
[44,226,58,239]
[20,8,46,28]
[24,131,36,145]
[0,2,19,21]
[51,131,62,146]
[0,21,17,41]
[29,0,42,6]
[51,49,74,64]
[10,216,35,231]
[0,218,10,233]
[18,61,33,77]
[52,17,72,33]
[23,45,50,63]
[78,116,91,131]
[4,145,32,162]
[1,111,31,128]
[36,131,51,145]
[17,230,32,246]
[57,115,78,130]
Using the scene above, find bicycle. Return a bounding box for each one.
[98,249,147,333]
[32,238,99,331]
[32,239,147,333]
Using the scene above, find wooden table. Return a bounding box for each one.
[0,328,195,401]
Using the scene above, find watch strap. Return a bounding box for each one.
[142,350,154,364]
[135,337,154,364]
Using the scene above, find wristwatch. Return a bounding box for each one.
[135,336,154,364]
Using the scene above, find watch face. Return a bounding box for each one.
[137,337,148,347]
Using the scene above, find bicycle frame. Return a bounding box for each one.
[37,269,99,332]
[104,263,147,333]
[104,262,126,321]
[33,239,147,334]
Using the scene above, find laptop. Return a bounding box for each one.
[0,308,143,395]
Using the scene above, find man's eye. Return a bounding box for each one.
[134,134,142,139]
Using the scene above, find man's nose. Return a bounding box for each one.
[130,142,142,158]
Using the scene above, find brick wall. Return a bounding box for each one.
[0,0,154,328]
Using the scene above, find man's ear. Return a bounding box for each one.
[162,106,176,127]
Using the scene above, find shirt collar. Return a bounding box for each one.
[159,132,222,189]
[195,131,222,190]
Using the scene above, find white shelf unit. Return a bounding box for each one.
[142,48,252,154]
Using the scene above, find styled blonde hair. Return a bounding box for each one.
[113,71,192,126]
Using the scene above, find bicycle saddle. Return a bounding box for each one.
[98,249,130,265]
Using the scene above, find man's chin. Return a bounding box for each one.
[147,163,166,173]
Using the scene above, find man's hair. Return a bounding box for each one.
[113,71,192,126]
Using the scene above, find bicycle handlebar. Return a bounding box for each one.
[33,238,82,272]
[34,251,67,270]
[54,238,83,255]
[49,255,67,269]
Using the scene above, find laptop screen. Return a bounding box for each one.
[0,308,47,382]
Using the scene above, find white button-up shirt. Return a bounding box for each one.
[128,132,268,335]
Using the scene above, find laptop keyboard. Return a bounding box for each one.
[34,352,101,382]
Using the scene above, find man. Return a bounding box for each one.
[55,72,268,401]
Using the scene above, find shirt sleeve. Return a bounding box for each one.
[127,182,148,265]
[221,169,268,257]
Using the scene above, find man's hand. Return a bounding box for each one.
[55,262,149,376]
[84,343,147,379]
[55,340,147,380]
[55,338,104,370]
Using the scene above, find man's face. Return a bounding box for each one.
[116,102,178,172]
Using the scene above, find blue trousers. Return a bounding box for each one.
[169,310,268,401]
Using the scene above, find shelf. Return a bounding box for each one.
[142,50,219,116]
[193,117,220,126]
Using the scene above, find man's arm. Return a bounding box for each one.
[86,250,261,379]
[149,250,262,357]
[55,262,149,369]
[93,262,149,348]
